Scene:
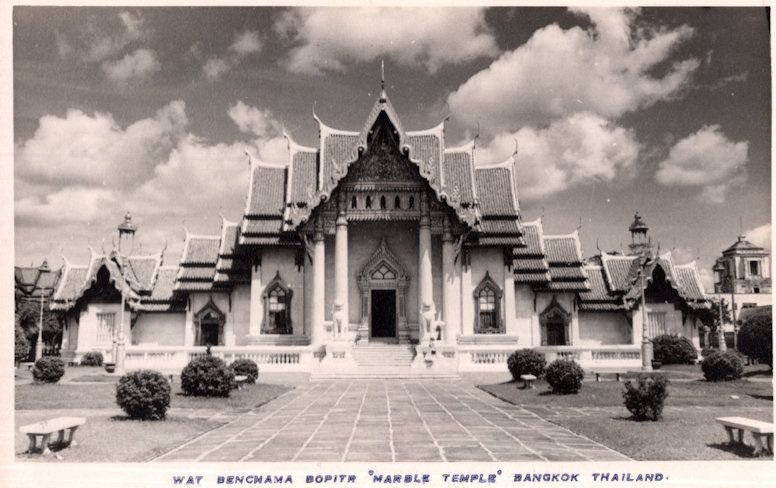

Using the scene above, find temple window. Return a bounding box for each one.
[263,272,293,334]
[195,301,225,346]
[540,297,570,346]
[749,260,760,276]
[473,272,503,333]
[394,196,401,209]
[365,196,372,209]
[96,312,116,345]
[380,195,387,210]
[351,196,358,209]
[408,196,415,209]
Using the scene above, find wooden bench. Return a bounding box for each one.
[519,374,537,389]
[234,375,249,390]
[594,371,626,382]
[716,416,774,456]
[19,417,86,455]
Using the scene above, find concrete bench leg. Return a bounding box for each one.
[725,426,735,443]
[595,373,601,382]
[752,433,765,457]
[40,434,52,455]
[767,434,773,454]
[616,373,622,382]
[738,429,744,444]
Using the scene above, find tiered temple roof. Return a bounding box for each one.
[579,251,708,311]
[513,219,590,291]
[14,262,62,302]
[50,247,184,312]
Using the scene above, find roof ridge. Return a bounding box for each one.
[444,139,475,154]
[405,121,445,137]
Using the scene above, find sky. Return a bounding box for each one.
[12,6,771,292]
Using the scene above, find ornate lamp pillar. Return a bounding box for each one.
[34,260,50,361]
[418,193,434,342]
[712,262,728,351]
[638,255,653,372]
[311,218,326,349]
[115,212,137,374]
[441,218,456,345]
[334,194,349,336]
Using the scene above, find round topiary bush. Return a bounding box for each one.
[230,358,259,384]
[652,334,698,365]
[81,351,104,367]
[701,351,744,381]
[507,349,546,381]
[15,326,29,364]
[32,356,65,383]
[116,370,171,420]
[737,311,772,369]
[180,355,234,397]
[622,373,670,421]
[545,359,585,394]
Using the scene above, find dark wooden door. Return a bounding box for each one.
[371,290,396,338]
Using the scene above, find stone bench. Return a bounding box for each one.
[234,375,249,390]
[20,417,86,455]
[594,371,627,382]
[716,416,774,456]
[519,374,537,389]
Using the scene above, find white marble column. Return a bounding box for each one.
[248,256,263,336]
[442,219,457,345]
[503,261,516,335]
[334,195,349,334]
[184,306,195,346]
[460,251,474,336]
[311,220,326,348]
[418,194,433,341]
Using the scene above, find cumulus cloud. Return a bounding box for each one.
[477,112,640,200]
[203,30,263,81]
[448,7,698,133]
[15,101,288,234]
[56,10,150,64]
[274,7,498,74]
[746,223,771,251]
[654,125,748,204]
[101,48,161,84]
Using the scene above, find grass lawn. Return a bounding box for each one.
[480,377,773,461]
[16,382,291,410]
[15,411,222,462]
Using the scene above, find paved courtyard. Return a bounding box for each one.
[154,381,628,462]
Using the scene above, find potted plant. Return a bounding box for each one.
[651,360,662,370]
[104,362,116,373]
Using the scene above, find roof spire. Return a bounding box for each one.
[379,59,387,102]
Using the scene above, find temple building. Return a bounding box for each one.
[24,87,710,376]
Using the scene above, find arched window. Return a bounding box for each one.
[195,299,225,346]
[351,196,358,209]
[408,196,415,209]
[262,272,293,334]
[540,296,570,346]
[380,195,387,210]
[365,195,372,209]
[473,272,503,333]
[394,196,401,209]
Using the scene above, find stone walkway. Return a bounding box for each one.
[153,381,628,462]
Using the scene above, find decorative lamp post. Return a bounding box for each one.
[712,261,729,351]
[114,212,137,374]
[34,260,50,361]
[637,253,653,372]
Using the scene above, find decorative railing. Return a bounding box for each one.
[121,345,312,370]
[459,344,642,371]
[470,351,510,364]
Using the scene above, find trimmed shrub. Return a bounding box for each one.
[652,334,698,365]
[230,359,259,384]
[32,356,65,383]
[737,312,772,369]
[700,347,717,359]
[81,351,104,367]
[15,326,28,364]
[181,355,234,397]
[622,374,670,421]
[545,359,585,394]
[701,351,744,381]
[116,370,171,420]
[507,349,546,381]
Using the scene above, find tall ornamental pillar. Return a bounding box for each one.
[334,193,349,335]
[311,219,326,349]
[442,218,457,345]
[418,193,434,341]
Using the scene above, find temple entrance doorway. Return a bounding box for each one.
[370,289,397,340]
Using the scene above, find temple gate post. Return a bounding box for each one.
[248,251,263,337]
[418,193,434,341]
[334,193,349,336]
[503,257,516,336]
[442,217,458,345]
[311,218,326,348]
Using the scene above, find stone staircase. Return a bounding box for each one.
[311,343,460,380]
